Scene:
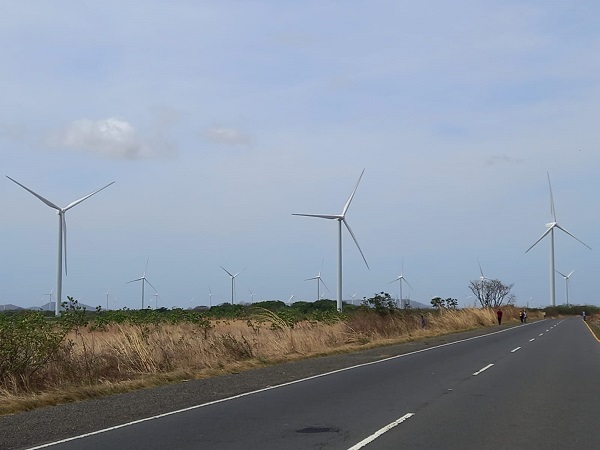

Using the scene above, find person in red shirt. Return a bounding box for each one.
[496,309,503,325]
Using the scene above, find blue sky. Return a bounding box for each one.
[1,1,599,310]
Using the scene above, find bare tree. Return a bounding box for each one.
[469,279,514,308]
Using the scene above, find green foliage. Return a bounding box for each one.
[544,304,600,317]
[431,297,458,309]
[361,292,396,315]
[0,311,70,388]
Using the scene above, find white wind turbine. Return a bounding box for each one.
[220,266,245,304]
[6,176,114,316]
[389,259,412,309]
[526,173,591,307]
[293,170,369,312]
[556,269,575,306]
[208,287,212,307]
[127,258,158,309]
[249,290,256,303]
[43,289,54,311]
[351,293,357,305]
[305,259,330,301]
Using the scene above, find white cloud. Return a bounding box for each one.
[204,126,254,146]
[47,117,174,160]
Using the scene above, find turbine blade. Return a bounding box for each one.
[63,181,115,211]
[319,277,330,293]
[525,227,553,253]
[305,276,319,281]
[555,270,567,278]
[403,277,413,290]
[554,224,592,250]
[126,278,143,283]
[477,259,485,278]
[343,219,370,269]
[6,176,61,210]
[144,257,150,276]
[547,172,556,222]
[145,278,158,294]
[568,270,575,278]
[220,266,234,277]
[342,169,365,216]
[292,213,340,220]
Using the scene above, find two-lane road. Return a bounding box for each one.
[26,318,600,449]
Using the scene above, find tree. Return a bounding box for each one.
[431,297,459,309]
[362,292,396,315]
[469,279,514,308]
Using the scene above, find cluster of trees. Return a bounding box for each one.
[430,297,458,309]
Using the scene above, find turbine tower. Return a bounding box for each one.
[556,269,574,306]
[220,266,245,304]
[526,173,590,307]
[6,176,114,316]
[127,258,158,309]
[293,170,369,312]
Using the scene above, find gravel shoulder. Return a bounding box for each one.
[0,324,518,450]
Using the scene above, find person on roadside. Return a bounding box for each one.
[519,310,524,323]
[496,309,503,325]
[583,310,586,321]
[523,310,527,323]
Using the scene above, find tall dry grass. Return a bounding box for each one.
[0,307,535,414]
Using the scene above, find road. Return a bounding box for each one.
[13,318,600,449]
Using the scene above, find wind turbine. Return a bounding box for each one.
[305,259,330,301]
[43,289,54,311]
[6,176,114,316]
[556,269,575,306]
[208,287,212,307]
[389,260,412,309]
[127,258,158,309]
[351,293,357,305]
[220,266,245,304]
[249,289,256,303]
[288,294,295,305]
[293,169,369,312]
[526,173,591,307]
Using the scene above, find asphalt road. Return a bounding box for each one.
[3,318,599,449]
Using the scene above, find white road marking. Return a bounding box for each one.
[539,333,544,336]
[546,329,550,332]
[347,413,415,450]
[26,326,527,449]
[511,347,521,353]
[473,363,494,376]
[529,338,535,342]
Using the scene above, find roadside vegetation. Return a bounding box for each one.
[0,294,568,415]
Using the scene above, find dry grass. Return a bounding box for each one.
[0,307,535,415]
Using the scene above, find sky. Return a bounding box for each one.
[1,1,600,310]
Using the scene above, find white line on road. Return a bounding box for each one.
[529,338,535,342]
[539,333,544,336]
[473,363,494,376]
[511,347,521,353]
[347,413,415,450]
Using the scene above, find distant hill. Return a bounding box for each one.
[0,304,23,311]
[32,302,97,312]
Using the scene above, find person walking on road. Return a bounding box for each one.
[583,310,586,321]
[496,309,503,325]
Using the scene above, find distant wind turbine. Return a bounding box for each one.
[43,289,54,311]
[208,287,212,307]
[305,259,330,301]
[526,173,591,307]
[389,259,412,309]
[127,258,158,309]
[293,170,369,312]
[249,289,256,303]
[6,176,114,316]
[220,266,245,304]
[556,269,575,306]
